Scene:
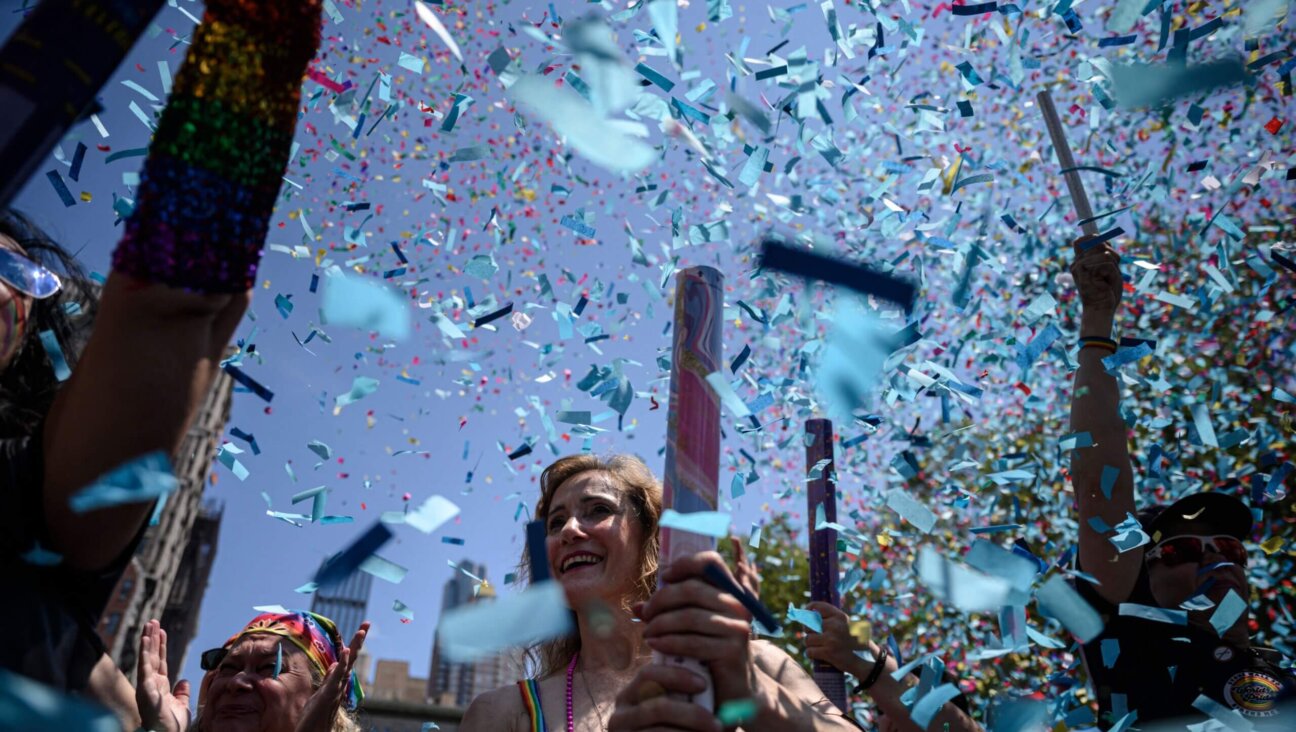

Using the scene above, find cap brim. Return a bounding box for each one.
[1146,492,1252,543]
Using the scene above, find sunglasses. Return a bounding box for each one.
[1145,534,1247,568]
[199,646,228,671]
[0,247,61,299]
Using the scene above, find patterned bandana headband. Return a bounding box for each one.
[224,610,363,710]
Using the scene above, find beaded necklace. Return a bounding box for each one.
[565,652,579,732]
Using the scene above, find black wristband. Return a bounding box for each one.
[852,645,890,694]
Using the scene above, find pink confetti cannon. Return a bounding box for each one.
[657,265,724,710]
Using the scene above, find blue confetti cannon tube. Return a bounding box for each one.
[657,266,724,711]
[806,417,848,713]
[0,0,167,210]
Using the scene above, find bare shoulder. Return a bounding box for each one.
[751,640,812,683]
[749,641,860,729]
[461,682,527,732]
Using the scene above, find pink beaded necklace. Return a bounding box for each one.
[565,652,580,732]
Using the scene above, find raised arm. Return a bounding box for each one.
[804,602,980,732]
[1068,240,1140,604]
[41,0,323,571]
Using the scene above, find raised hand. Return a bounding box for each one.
[294,620,369,732]
[1070,237,1123,314]
[802,602,868,675]
[136,620,191,732]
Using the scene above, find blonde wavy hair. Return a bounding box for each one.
[515,453,663,679]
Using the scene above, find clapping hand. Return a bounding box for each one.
[136,620,191,732]
[294,620,369,732]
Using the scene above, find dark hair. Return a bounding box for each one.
[0,209,99,438]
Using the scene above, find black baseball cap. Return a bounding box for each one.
[1140,492,1254,544]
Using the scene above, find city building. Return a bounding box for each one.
[158,500,223,673]
[309,558,373,640]
[358,655,463,731]
[355,698,462,732]
[427,560,524,708]
[371,659,430,704]
[98,367,234,672]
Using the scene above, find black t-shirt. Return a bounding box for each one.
[0,428,139,692]
[1077,578,1296,729]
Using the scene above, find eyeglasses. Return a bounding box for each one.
[199,647,228,671]
[1145,534,1247,568]
[0,247,61,299]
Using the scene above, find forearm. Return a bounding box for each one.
[42,285,248,569]
[850,653,911,722]
[42,1,318,570]
[1071,309,1132,485]
[87,653,141,732]
[860,672,979,732]
[1070,308,1139,597]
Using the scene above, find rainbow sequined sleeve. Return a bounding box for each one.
[110,1,322,293]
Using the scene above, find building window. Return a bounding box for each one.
[103,613,122,636]
[118,578,135,601]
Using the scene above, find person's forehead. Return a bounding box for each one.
[228,634,305,661]
[550,472,622,511]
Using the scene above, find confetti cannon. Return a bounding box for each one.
[806,417,848,713]
[1036,89,1099,239]
[657,265,724,711]
[0,0,166,210]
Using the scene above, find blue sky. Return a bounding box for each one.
[4,0,805,690]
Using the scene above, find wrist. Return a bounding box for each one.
[201,6,323,77]
[850,644,889,695]
[1079,311,1115,338]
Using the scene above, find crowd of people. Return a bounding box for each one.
[0,0,1291,730]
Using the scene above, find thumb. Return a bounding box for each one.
[174,679,191,704]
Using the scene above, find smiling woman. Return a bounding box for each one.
[459,453,862,732]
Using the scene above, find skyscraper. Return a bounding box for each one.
[99,368,234,672]
[159,500,223,674]
[310,559,373,640]
[427,560,523,708]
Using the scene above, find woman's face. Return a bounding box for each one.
[545,471,645,606]
[201,635,316,732]
[0,235,32,371]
